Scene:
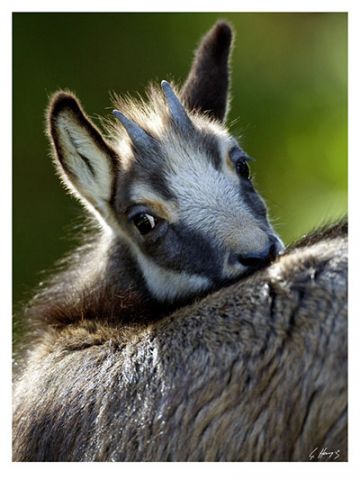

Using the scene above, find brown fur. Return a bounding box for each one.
[13,222,347,461]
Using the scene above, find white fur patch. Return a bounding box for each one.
[135,248,210,301]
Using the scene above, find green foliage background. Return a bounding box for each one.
[13,13,347,334]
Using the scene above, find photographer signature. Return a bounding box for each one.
[309,447,341,461]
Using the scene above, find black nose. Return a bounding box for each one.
[236,239,278,269]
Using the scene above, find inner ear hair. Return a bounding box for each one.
[181,21,233,123]
[48,91,118,179]
[47,91,119,211]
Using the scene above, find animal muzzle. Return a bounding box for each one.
[228,235,282,270]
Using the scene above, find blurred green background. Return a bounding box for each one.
[13,13,347,333]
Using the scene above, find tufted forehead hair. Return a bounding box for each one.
[106,82,232,171]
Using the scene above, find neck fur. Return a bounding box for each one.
[25,233,171,330]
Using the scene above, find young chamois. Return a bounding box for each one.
[13,21,347,462]
[23,21,283,328]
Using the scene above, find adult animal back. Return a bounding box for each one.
[13,222,347,461]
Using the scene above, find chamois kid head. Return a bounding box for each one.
[48,22,283,305]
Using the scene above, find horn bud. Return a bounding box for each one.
[161,80,193,131]
[112,109,154,150]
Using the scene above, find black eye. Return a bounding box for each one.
[235,159,250,179]
[132,213,157,235]
[229,147,252,180]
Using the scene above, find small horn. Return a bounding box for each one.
[161,80,192,129]
[112,109,153,149]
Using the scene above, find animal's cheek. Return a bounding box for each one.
[138,226,224,280]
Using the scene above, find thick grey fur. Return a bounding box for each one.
[13,221,347,461]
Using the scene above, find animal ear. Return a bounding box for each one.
[48,92,118,216]
[181,21,233,123]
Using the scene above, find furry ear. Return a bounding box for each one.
[48,92,118,216]
[181,21,233,123]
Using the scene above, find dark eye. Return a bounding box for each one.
[235,159,250,179]
[132,213,157,235]
[229,147,251,180]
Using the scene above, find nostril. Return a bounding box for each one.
[236,241,277,268]
[237,252,268,268]
[228,236,281,269]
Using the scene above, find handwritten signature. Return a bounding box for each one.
[309,447,341,461]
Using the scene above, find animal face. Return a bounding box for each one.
[48,22,283,302]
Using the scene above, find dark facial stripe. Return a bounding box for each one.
[137,222,224,280]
